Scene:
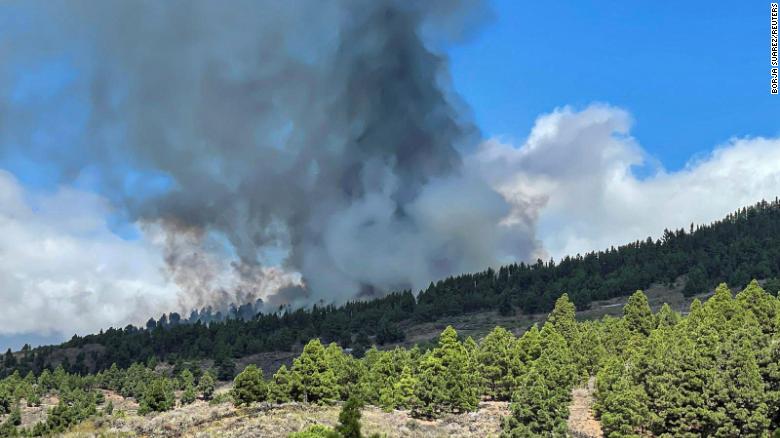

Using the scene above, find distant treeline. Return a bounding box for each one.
[3,199,780,377]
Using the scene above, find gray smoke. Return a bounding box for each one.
[0,0,538,310]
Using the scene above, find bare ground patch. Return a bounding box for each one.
[567,378,603,438]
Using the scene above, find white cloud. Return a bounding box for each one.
[474,104,780,259]
[0,170,178,336]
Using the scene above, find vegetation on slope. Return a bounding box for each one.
[5,199,780,378]
[3,281,780,436]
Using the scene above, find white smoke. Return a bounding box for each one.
[0,170,175,335]
[474,104,780,259]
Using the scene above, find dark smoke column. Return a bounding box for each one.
[1,0,538,310]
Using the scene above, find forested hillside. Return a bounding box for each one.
[3,199,780,379]
[1,282,780,436]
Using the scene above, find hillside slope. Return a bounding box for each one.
[3,280,780,436]
[5,200,780,379]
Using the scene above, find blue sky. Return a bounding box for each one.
[449,0,779,170]
[2,1,777,190]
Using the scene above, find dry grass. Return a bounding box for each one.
[55,399,509,438]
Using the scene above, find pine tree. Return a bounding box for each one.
[654,303,680,328]
[101,363,122,392]
[596,358,649,437]
[547,293,578,343]
[599,377,649,437]
[683,265,707,296]
[764,278,780,296]
[623,290,653,336]
[374,348,416,411]
[3,349,16,369]
[412,326,480,418]
[411,351,447,418]
[477,326,515,400]
[363,347,408,406]
[501,368,568,437]
[37,369,54,393]
[636,322,710,435]
[27,389,42,407]
[232,364,268,406]
[538,323,577,392]
[704,282,737,321]
[179,369,195,391]
[120,362,150,398]
[498,292,514,316]
[571,321,606,378]
[736,279,780,335]
[335,395,363,438]
[392,365,418,410]
[53,365,69,390]
[325,343,364,400]
[503,323,576,436]
[514,324,542,365]
[463,336,483,398]
[216,356,236,381]
[291,339,339,404]
[268,364,294,403]
[198,372,216,401]
[181,384,197,405]
[712,330,770,435]
[764,333,780,429]
[351,332,371,359]
[139,377,175,414]
[440,327,481,412]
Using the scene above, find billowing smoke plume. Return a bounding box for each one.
[0,0,537,311]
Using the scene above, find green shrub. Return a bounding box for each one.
[181,384,197,405]
[138,378,175,415]
[335,396,363,438]
[231,365,268,406]
[198,372,216,401]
